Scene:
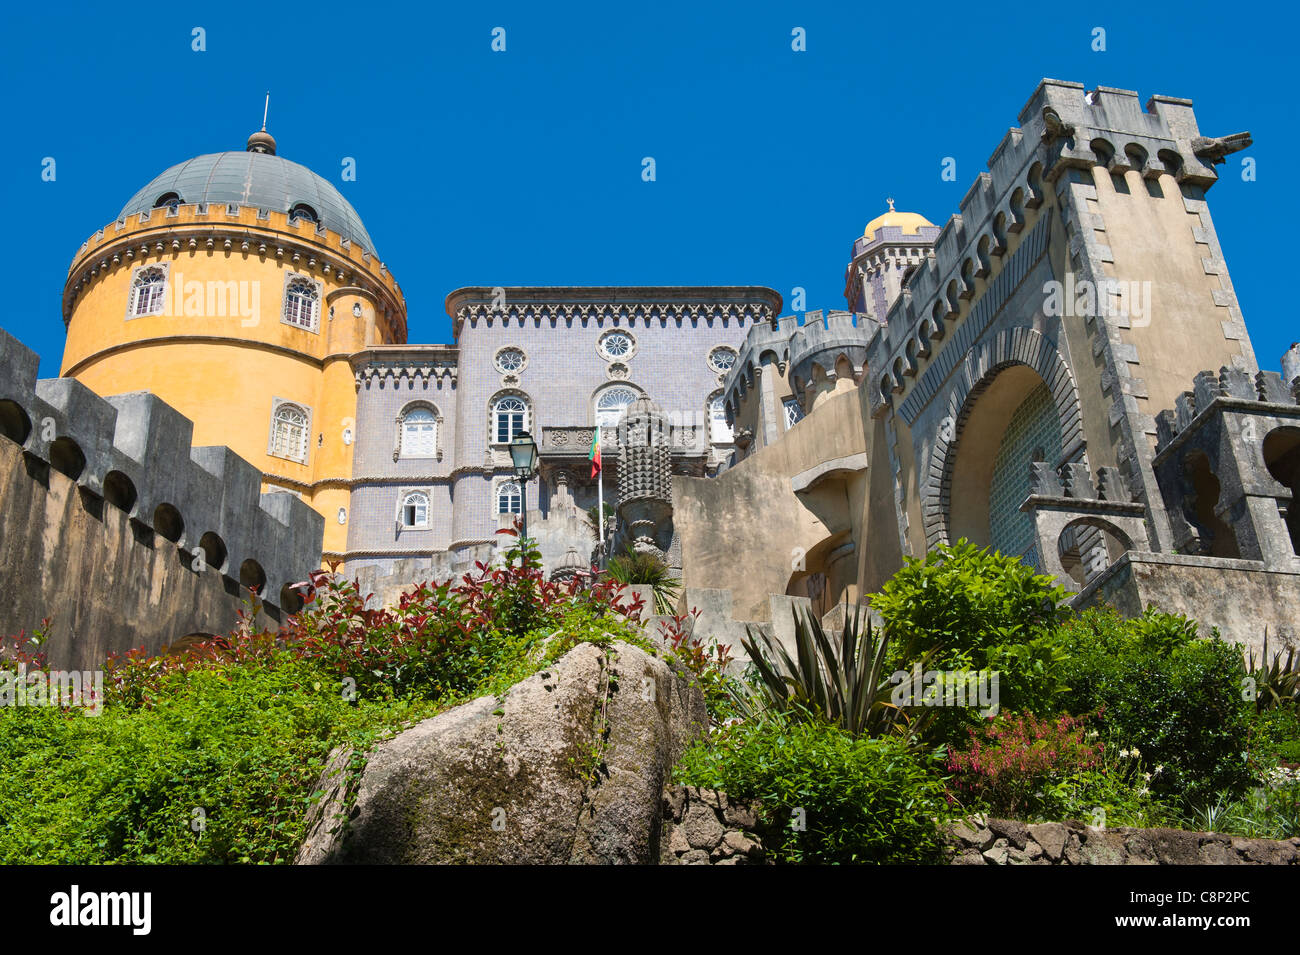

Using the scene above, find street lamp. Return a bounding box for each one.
[508,430,539,547]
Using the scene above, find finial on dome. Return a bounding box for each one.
[246,92,276,154]
[887,197,895,212]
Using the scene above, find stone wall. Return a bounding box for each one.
[0,328,324,668]
[659,786,771,865]
[674,386,869,623]
[948,817,1300,865]
[657,793,1300,865]
[1074,552,1299,656]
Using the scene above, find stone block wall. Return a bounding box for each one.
[0,328,324,668]
[947,817,1300,865]
[659,786,772,865]
[657,794,1300,865]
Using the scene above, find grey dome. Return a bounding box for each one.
[118,151,377,254]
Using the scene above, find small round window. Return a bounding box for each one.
[289,203,318,225]
[708,347,738,374]
[495,347,526,374]
[598,330,635,361]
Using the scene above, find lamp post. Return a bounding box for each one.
[508,430,539,554]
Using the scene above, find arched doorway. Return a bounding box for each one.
[948,365,1063,572]
[1264,425,1300,555]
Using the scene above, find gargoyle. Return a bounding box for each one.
[1040,106,1075,144]
[1191,131,1252,165]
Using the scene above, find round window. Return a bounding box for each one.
[598,331,635,361]
[709,347,738,374]
[495,348,526,374]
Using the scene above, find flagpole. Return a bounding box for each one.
[596,424,604,567]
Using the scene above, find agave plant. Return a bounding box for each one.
[604,551,681,616]
[1246,628,1300,712]
[740,602,934,738]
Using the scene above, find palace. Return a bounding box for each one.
[3,78,1297,667]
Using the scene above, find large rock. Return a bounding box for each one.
[295,640,708,864]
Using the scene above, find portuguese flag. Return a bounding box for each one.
[589,425,602,479]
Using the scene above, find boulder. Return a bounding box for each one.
[295,640,707,864]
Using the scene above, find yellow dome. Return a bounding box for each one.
[863,203,934,241]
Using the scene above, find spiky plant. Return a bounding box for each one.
[605,551,681,616]
[1247,628,1300,712]
[741,603,934,739]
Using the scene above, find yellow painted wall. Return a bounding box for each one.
[60,206,407,561]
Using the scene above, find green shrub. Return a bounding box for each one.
[870,540,1070,739]
[0,534,662,864]
[1184,780,1300,840]
[1055,607,1253,808]
[674,714,949,864]
[1248,706,1300,768]
[0,655,436,863]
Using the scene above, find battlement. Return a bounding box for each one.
[866,78,1250,416]
[0,327,324,612]
[719,312,798,418]
[788,310,878,392]
[1155,355,1300,453]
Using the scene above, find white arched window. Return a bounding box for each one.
[400,407,438,458]
[128,265,168,318]
[497,481,522,515]
[282,275,320,331]
[492,395,528,444]
[400,491,429,528]
[595,387,638,430]
[269,401,310,463]
[709,394,732,444]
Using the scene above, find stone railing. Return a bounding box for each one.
[541,423,710,458]
[540,426,603,457]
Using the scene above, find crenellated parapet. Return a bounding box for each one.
[351,345,459,390]
[720,313,798,424]
[1150,353,1300,569]
[787,310,878,410]
[865,78,1251,421]
[0,327,324,613]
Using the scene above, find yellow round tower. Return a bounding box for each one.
[60,129,406,561]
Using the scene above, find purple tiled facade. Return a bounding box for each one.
[346,286,781,575]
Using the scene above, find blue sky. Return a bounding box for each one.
[2,1,1292,377]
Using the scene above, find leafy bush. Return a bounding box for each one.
[945,712,1102,818]
[674,714,949,864]
[0,654,436,863]
[654,609,736,722]
[0,532,662,863]
[1055,607,1253,807]
[1248,706,1300,769]
[870,540,1070,737]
